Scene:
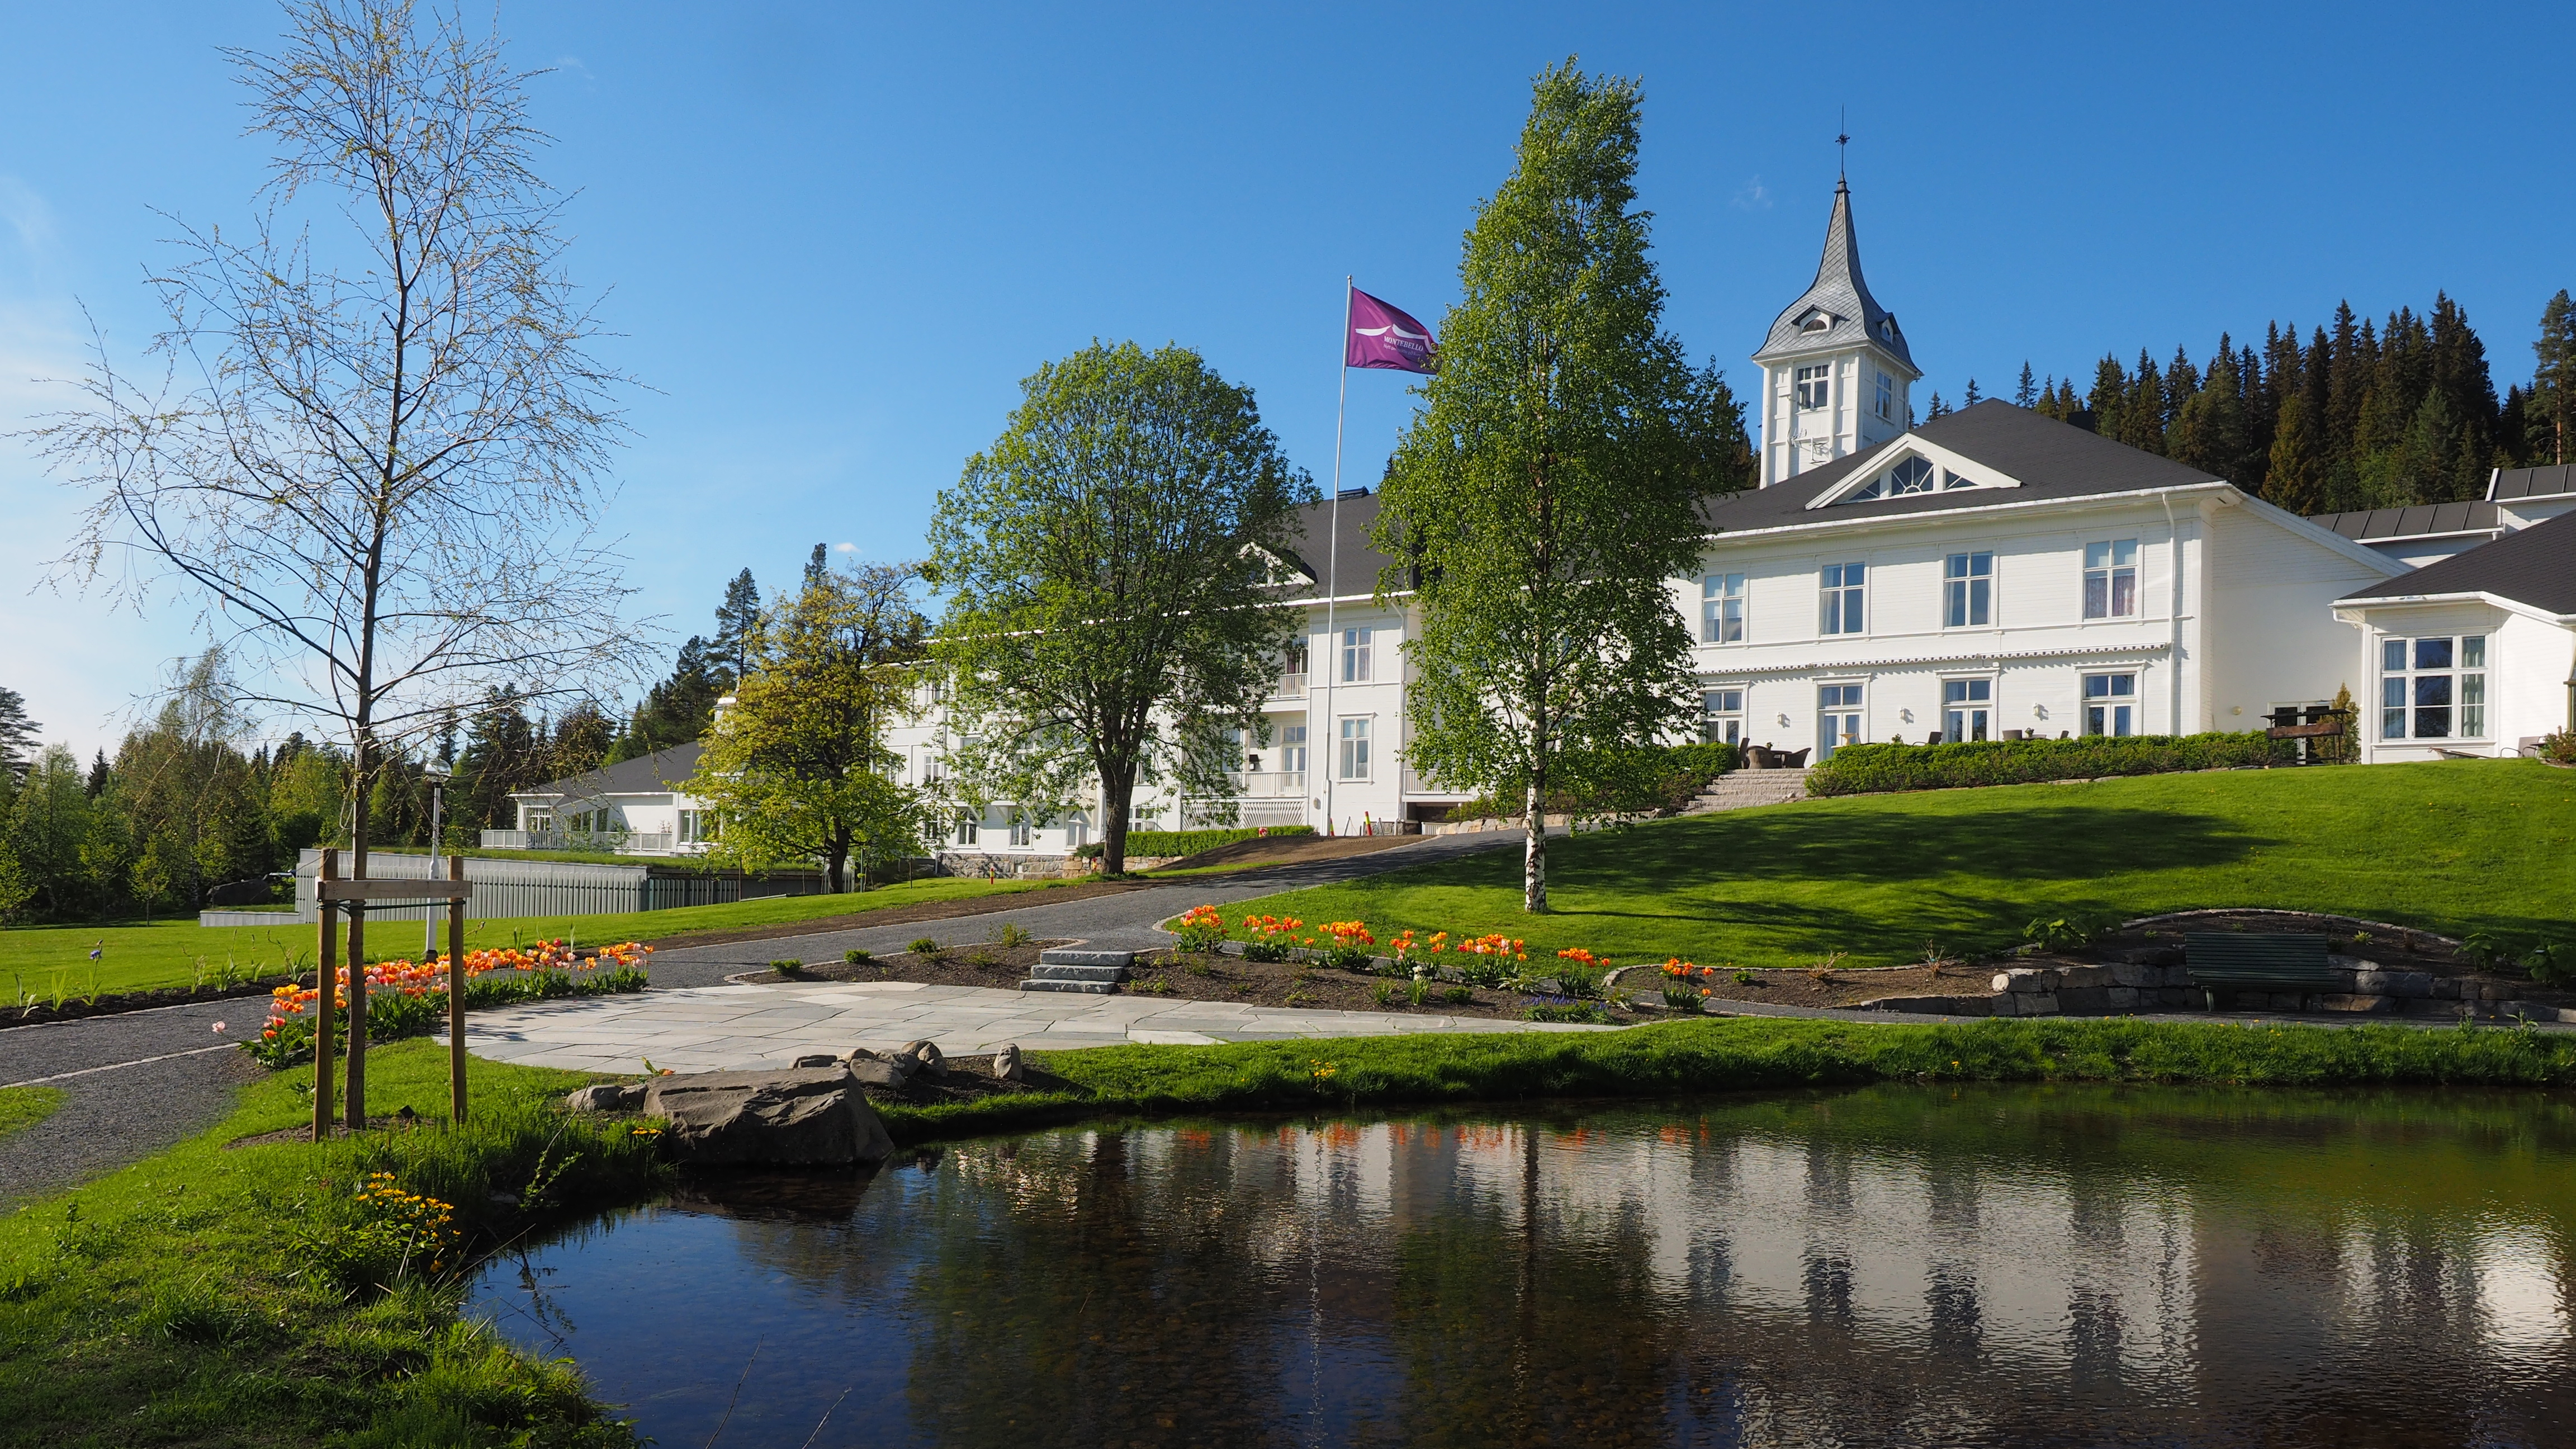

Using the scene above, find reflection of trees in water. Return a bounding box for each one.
[678,1086,2576,1445]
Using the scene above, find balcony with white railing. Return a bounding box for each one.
[1223,769,1308,799]
[480,828,678,855]
[1269,672,1308,701]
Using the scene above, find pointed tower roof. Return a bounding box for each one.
[1753,180,1916,375]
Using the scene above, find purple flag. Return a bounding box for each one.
[1346,287,1439,373]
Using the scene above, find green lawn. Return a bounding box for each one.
[1210,759,2575,972]
[0,875,1076,998]
[0,1090,62,1144]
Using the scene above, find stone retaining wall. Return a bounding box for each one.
[1867,959,2576,1024]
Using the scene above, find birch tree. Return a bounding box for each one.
[1376,61,1744,913]
[33,0,641,897]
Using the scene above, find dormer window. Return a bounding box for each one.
[1844,456,1985,502]
[1879,318,1895,342]
[1800,311,1833,334]
[1794,364,1830,410]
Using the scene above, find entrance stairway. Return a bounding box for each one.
[1020,947,1134,995]
[1683,767,1815,815]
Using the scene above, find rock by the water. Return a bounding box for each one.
[565,1083,646,1112]
[790,1053,839,1068]
[897,1039,945,1073]
[643,1066,894,1166]
[992,1043,1025,1081]
[846,1058,912,1088]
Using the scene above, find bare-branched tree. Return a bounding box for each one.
[32,0,644,893]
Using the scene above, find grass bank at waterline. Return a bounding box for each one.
[878,1014,2576,1142]
[0,1091,62,1145]
[0,1040,659,1448]
[1219,760,2575,970]
[0,873,1083,1001]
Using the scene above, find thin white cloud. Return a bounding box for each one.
[1730,176,1772,211]
[833,541,858,553]
[0,176,58,254]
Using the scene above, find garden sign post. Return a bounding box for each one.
[311,849,337,1143]
[447,854,467,1124]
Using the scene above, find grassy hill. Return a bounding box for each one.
[1214,760,2575,972]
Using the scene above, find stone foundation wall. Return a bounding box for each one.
[1869,959,2576,1024]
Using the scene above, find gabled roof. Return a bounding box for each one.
[2492,463,2576,503]
[2338,506,2576,616]
[1702,401,2220,534]
[514,742,703,802]
[1269,490,1400,602]
[1753,179,1916,375]
[2307,501,2501,543]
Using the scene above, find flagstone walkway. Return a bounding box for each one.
[457,978,1617,1075]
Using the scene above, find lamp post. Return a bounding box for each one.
[422,765,451,960]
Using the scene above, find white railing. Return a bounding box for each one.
[480,828,676,854]
[1224,770,1308,798]
[1271,672,1308,700]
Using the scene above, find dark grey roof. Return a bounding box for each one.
[2492,463,2576,503]
[517,741,703,801]
[1271,490,1400,599]
[1753,180,1915,374]
[2307,501,2501,542]
[1700,401,2222,535]
[2339,506,2576,614]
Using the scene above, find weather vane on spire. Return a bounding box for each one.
[1836,106,1850,179]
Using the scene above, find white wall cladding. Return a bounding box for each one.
[292,849,810,923]
[2201,504,2394,731]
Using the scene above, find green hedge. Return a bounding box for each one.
[1805,731,2297,795]
[1073,825,1317,860]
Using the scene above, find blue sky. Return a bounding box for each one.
[5,1,2571,761]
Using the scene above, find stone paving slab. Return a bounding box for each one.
[457,978,1616,1072]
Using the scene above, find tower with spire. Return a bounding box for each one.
[1751,178,1918,487]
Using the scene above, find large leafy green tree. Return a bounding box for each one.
[1377,61,1740,913]
[927,342,1313,874]
[688,560,927,892]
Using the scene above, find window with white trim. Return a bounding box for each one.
[1702,689,1744,745]
[2083,673,2137,737]
[1337,717,1372,780]
[2083,540,2138,619]
[1280,724,1308,774]
[2380,634,2487,740]
[1943,679,1992,742]
[1795,364,1830,410]
[1339,627,1372,683]
[1008,815,1033,848]
[678,808,712,844]
[1817,684,1864,760]
[1943,552,1993,628]
[1820,562,1865,635]
[1064,817,1087,850]
[953,812,979,846]
[1874,372,1894,423]
[1702,573,1745,643]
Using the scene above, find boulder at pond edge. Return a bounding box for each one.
[642,1066,895,1167]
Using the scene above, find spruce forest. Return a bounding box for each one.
[1931,289,2576,514]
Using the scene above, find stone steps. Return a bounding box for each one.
[1684,768,1815,814]
[1020,947,1134,995]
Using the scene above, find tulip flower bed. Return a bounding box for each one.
[243,940,652,1069]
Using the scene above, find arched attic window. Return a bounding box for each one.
[1800,310,1833,333]
[1846,456,1980,502]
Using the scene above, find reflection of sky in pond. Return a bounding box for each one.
[468,1085,2576,1447]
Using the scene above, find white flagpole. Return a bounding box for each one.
[1321,278,1351,837]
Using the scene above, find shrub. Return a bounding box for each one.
[769,958,804,974]
[843,948,873,965]
[1806,731,2296,796]
[990,922,1034,949]
[965,948,1000,969]
[1372,980,1396,1007]
[908,937,943,958]
[2024,917,2104,954]
[1071,826,1315,860]
[1439,984,1473,1005]
[2538,729,2576,765]
[2527,943,2572,987]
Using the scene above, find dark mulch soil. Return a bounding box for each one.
[6,976,297,1032]
[1687,961,1995,1011]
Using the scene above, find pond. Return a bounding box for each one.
[467,1085,2576,1447]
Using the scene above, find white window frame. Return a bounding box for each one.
[1064,817,1087,850]
[1702,573,1746,643]
[1008,815,1033,848]
[2083,673,2138,737]
[1702,688,1745,745]
[1337,716,1372,780]
[1340,627,1373,683]
[1943,551,1993,628]
[676,808,711,845]
[1280,723,1308,775]
[2379,634,2488,741]
[1817,683,1865,760]
[1874,371,1893,423]
[954,812,979,847]
[1820,561,1866,636]
[1941,678,1993,742]
[1795,363,1830,410]
[2083,539,2139,620]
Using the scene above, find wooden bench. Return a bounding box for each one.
[2184,932,2340,1010]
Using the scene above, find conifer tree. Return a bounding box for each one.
[711,568,763,688]
[1962,378,1983,407]
[2015,363,2037,409]
[2266,394,2326,514]
[1925,392,1950,420]
[2535,290,2574,466]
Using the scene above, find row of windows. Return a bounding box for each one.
[2380,634,2487,740]
[1701,540,2143,643]
[1702,673,2147,758]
